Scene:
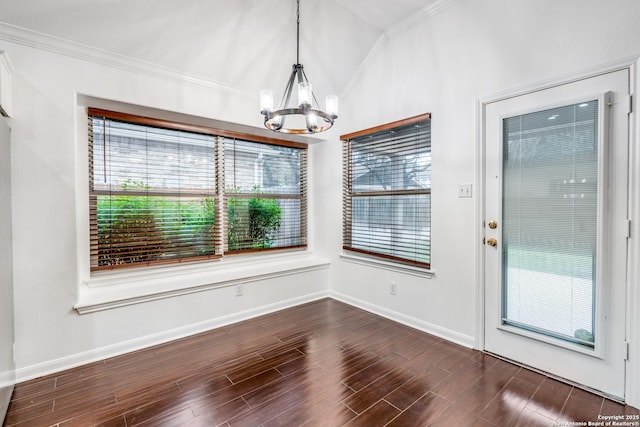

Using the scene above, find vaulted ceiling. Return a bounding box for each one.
[0,0,442,101]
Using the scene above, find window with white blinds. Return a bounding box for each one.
[342,114,431,268]
[502,100,600,346]
[88,109,307,272]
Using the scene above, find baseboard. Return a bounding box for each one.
[15,290,475,383]
[15,290,329,383]
[329,290,475,349]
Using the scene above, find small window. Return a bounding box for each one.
[88,109,307,271]
[341,114,431,268]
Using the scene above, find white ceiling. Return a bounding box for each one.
[0,0,440,100]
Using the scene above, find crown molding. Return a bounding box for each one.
[0,49,14,72]
[0,0,461,105]
[0,21,252,98]
[340,0,461,101]
[387,0,461,38]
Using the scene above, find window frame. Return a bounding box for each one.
[341,113,432,269]
[88,108,308,272]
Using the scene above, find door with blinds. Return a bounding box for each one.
[483,68,630,398]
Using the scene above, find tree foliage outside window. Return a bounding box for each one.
[96,180,217,267]
[226,186,282,251]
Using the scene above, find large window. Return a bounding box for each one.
[342,114,431,268]
[89,109,307,271]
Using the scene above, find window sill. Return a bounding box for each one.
[74,252,330,314]
[339,252,434,278]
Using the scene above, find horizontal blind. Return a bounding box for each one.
[502,100,599,346]
[224,138,307,252]
[342,115,431,267]
[89,113,222,271]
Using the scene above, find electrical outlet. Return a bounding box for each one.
[236,284,244,297]
[389,281,397,296]
[458,184,472,198]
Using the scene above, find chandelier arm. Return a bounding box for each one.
[279,66,298,110]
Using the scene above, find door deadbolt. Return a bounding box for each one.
[488,220,498,229]
[486,238,498,247]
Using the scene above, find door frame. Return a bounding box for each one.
[475,56,640,407]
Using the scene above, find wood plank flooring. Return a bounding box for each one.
[3,298,639,426]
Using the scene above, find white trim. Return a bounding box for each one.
[17,291,329,383]
[329,290,474,349]
[475,94,486,351]
[0,2,463,108]
[0,51,13,117]
[496,323,601,359]
[75,253,330,314]
[625,58,640,409]
[480,55,640,107]
[339,252,434,278]
[386,0,461,38]
[0,22,248,97]
[19,291,478,384]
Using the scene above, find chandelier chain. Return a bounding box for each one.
[296,0,300,65]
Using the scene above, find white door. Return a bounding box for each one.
[484,69,629,398]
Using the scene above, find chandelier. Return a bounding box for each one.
[260,0,338,134]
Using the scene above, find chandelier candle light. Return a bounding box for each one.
[260,0,338,134]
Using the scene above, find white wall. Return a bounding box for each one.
[316,0,640,405]
[0,32,330,380]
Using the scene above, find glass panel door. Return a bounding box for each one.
[483,68,629,398]
[502,100,599,347]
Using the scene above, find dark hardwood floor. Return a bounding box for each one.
[3,298,639,426]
